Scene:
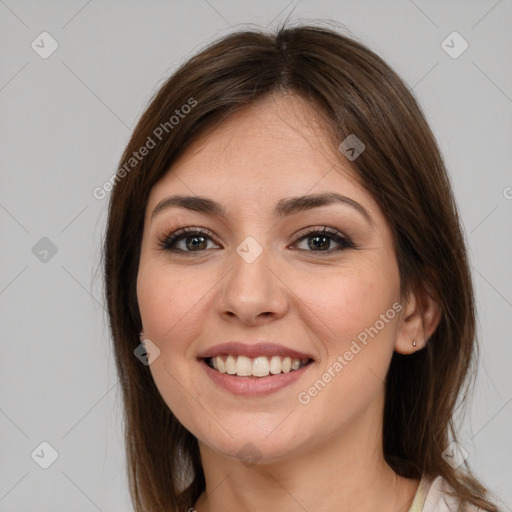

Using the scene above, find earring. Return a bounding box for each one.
[412,339,417,347]
[139,332,145,340]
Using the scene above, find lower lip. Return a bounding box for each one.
[200,359,314,396]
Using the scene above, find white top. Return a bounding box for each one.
[409,475,482,512]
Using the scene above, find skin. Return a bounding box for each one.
[136,93,441,512]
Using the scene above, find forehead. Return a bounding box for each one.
[147,93,375,216]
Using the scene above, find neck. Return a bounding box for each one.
[194,409,419,512]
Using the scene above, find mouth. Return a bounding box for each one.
[197,341,315,395]
[203,355,313,378]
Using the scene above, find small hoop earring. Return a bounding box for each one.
[412,339,417,347]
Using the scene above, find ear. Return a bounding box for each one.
[394,284,442,355]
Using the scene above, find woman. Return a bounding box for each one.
[103,23,498,511]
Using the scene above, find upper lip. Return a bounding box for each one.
[197,342,315,361]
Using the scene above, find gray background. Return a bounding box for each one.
[1,0,511,510]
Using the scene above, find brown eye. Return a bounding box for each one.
[293,228,355,253]
[158,227,220,254]
[182,234,208,251]
[309,234,332,251]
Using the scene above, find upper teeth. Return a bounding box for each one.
[210,355,309,377]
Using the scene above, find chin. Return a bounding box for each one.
[193,419,316,466]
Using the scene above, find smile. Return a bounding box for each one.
[206,355,312,377]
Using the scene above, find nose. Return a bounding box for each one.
[216,243,289,326]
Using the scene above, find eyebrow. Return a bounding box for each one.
[151,192,372,225]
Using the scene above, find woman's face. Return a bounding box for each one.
[137,93,403,463]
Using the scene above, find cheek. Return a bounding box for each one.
[289,269,400,434]
[136,264,214,421]
[137,263,215,350]
[295,265,399,354]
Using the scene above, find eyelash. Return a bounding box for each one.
[156,225,356,255]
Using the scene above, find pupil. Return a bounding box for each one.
[309,235,329,251]
[187,236,207,250]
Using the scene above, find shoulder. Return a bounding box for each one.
[422,476,485,512]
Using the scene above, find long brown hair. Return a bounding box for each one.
[103,22,497,511]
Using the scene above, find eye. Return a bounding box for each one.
[157,227,220,254]
[157,225,355,255]
[292,226,355,253]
